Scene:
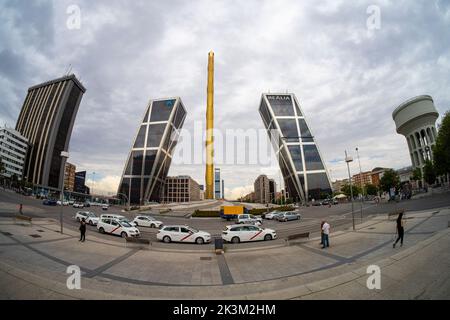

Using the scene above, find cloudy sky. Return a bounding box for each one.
[1,0,449,199]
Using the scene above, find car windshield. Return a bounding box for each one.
[120,221,132,228]
[188,227,198,233]
[87,213,96,217]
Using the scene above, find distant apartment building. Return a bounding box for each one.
[370,167,389,187]
[352,171,373,187]
[64,162,76,191]
[0,127,28,179]
[254,175,275,204]
[15,74,86,190]
[240,192,255,203]
[162,176,201,203]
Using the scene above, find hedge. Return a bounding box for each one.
[248,205,295,215]
[192,210,220,217]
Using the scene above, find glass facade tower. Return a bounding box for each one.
[259,93,332,202]
[117,97,186,205]
[214,168,221,199]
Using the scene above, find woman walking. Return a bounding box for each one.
[393,212,405,248]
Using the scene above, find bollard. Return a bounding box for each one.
[214,238,224,255]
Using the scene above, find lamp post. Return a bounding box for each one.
[356,147,363,222]
[60,151,69,234]
[345,150,355,231]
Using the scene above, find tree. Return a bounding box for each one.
[365,183,378,196]
[410,168,422,182]
[341,184,361,198]
[432,110,450,176]
[380,169,400,193]
[423,160,436,185]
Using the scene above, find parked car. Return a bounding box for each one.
[311,201,321,206]
[321,199,330,206]
[97,217,140,238]
[100,214,126,220]
[264,211,281,220]
[84,202,91,207]
[132,216,163,228]
[57,200,69,206]
[236,214,262,225]
[73,202,84,208]
[43,199,57,206]
[222,224,277,243]
[276,211,301,222]
[102,204,109,211]
[156,225,211,244]
[75,211,99,226]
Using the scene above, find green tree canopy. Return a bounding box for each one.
[423,159,436,185]
[365,183,378,196]
[341,184,361,197]
[432,110,450,176]
[380,169,400,192]
[411,168,422,181]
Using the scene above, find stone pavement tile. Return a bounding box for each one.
[30,238,131,270]
[305,271,360,293]
[107,250,222,285]
[297,279,378,300]
[0,223,74,243]
[226,246,336,283]
[1,245,69,275]
[0,232,16,244]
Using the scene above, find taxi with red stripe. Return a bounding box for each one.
[157,225,211,244]
[97,217,140,238]
[222,224,277,243]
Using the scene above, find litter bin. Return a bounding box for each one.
[214,238,224,254]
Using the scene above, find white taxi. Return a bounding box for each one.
[132,215,163,228]
[97,217,140,238]
[157,225,211,244]
[222,224,277,243]
[75,211,99,226]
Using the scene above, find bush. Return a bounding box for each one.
[192,210,220,217]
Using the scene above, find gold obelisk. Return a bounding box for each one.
[205,51,214,199]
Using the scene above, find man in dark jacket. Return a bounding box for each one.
[79,218,86,242]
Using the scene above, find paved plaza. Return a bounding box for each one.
[0,205,449,299]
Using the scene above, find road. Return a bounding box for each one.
[1,188,449,250]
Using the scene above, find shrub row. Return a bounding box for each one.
[192,210,220,217]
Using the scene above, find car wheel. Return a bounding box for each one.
[231,237,240,244]
[150,223,155,228]
[264,234,272,241]
[99,227,105,234]
[121,232,128,238]
[89,220,94,226]
[163,236,171,243]
[196,237,204,245]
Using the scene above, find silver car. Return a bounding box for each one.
[276,211,301,222]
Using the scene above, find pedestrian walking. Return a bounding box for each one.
[322,221,330,249]
[320,221,325,245]
[393,212,405,248]
[79,218,86,242]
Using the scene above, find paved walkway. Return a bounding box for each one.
[0,207,449,299]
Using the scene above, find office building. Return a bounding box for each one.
[15,74,86,190]
[214,168,221,199]
[117,97,187,205]
[74,171,89,194]
[64,162,76,191]
[392,95,439,170]
[162,175,201,203]
[259,93,332,202]
[205,51,215,199]
[0,127,28,179]
[254,174,275,204]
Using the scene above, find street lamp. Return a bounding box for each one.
[355,147,363,222]
[60,151,69,234]
[345,150,355,231]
